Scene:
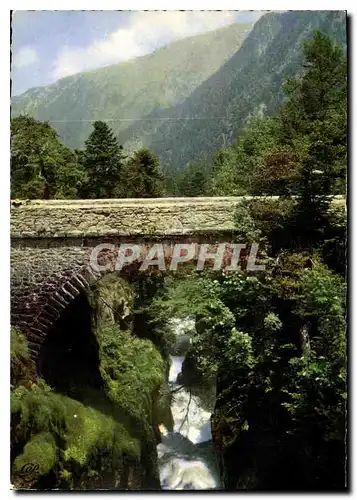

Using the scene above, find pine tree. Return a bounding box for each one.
[282,32,347,247]
[279,31,347,197]
[82,121,124,198]
[176,162,210,196]
[281,31,346,133]
[123,148,164,198]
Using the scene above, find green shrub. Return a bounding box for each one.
[11,327,34,385]
[97,323,164,423]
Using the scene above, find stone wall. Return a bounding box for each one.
[11,197,243,238]
[11,198,247,363]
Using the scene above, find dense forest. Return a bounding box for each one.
[11,28,347,491]
[11,117,164,199]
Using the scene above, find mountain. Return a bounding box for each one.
[12,11,346,174]
[120,10,347,172]
[11,22,253,150]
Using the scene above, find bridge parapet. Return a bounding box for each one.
[11,197,248,239]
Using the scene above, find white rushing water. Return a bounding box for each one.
[157,319,221,491]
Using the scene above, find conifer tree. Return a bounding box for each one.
[279,31,347,197]
[176,162,210,196]
[280,32,347,246]
[82,121,124,198]
[123,148,164,198]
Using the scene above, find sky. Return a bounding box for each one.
[11,10,264,96]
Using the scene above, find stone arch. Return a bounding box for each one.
[12,267,97,362]
[38,287,103,393]
[10,246,147,365]
[11,234,252,365]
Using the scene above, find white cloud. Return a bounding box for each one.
[13,46,38,68]
[51,11,242,80]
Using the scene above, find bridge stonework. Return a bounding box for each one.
[11,197,247,362]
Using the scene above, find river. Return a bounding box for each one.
[157,319,221,490]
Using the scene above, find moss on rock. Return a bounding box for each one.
[13,431,56,478]
[11,273,171,490]
[11,379,142,489]
[11,327,35,387]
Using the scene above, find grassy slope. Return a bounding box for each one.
[11,22,253,150]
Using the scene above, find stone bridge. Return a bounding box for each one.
[10,195,346,364]
[11,197,259,363]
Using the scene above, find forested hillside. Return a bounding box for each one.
[145,10,346,173]
[12,11,346,175]
[11,22,252,153]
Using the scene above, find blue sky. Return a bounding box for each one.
[11,10,263,96]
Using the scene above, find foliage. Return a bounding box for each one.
[277,31,347,246]
[121,148,164,198]
[11,117,166,200]
[209,117,280,196]
[11,116,85,199]
[279,264,346,487]
[80,121,125,198]
[320,205,346,276]
[11,327,35,386]
[11,327,29,366]
[251,147,301,195]
[174,161,211,196]
[155,253,346,489]
[233,203,262,242]
[295,263,346,358]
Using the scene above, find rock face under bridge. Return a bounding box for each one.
[11,197,251,363]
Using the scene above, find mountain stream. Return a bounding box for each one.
[157,319,221,490]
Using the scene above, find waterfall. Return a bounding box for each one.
[157,318,220,490]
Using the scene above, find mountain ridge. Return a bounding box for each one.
[12,11,346,173]
[12,22,254,149]
[120,10,346,172]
